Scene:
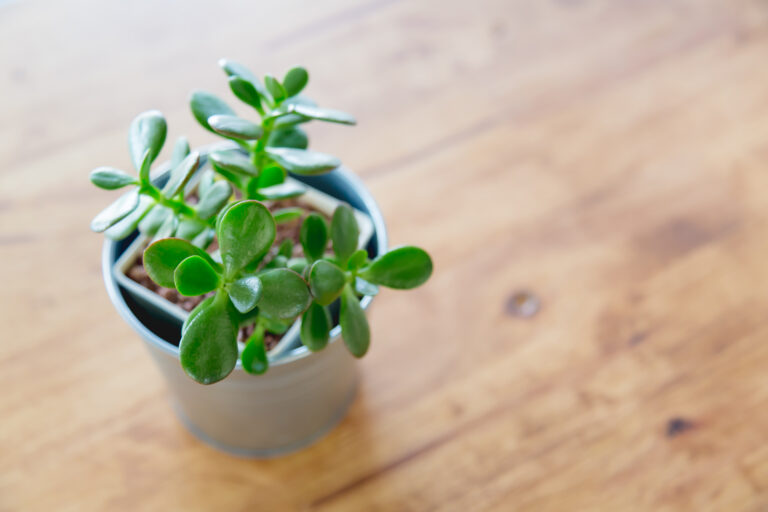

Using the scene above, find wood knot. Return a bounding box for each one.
[506,291,540,318]
[666,417,694,438]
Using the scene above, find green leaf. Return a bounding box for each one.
[228,76,262,110]
[219,59,271,101]
[196,169,216,198]
[265,147,340,175]
[273,207,303,224]
[138,204,171,236]
[175,218,207,240]
[162,151,200,197]
[182,295,215,337]
[257,268,311,319]
[308,260,346,306]
[104,195,154,240]
[300,301,330,352]
[265,255,288,269]
[174,255,220,296]
[300,213,328,261]
[190,90,235,133]
[242,331,269,375]
[347,249,368,271]
[129,110,167,172]
[152,212,179,240]
[291,104,356,125]
[144,237,220,288]
[138,149,152,184]
[340,284,370,357]
[359,246,433,289]
[191,227,215,249]
[283,67,309,97]
[217,200,276,276]
[90,189,140,232]
[287,257,308,274]
[170,136,190,169]
[256,166,285,189]
[264,74,286,102]
[278,238,294,258]
[331,204,359,265]
[209,150,258,176]
[256,181,306,200]
[261,316,292,334]
[179,294,238,384]
[267,126,309,149]
[89,167,137,190]
[196,180,233,220]
[208,115,263,140]
[228,276,263,314]
[354,276,379,296]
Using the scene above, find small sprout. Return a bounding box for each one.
[242,329,269,375]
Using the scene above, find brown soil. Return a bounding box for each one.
[126,198,329,351]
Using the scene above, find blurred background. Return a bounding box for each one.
[4,1,768,510]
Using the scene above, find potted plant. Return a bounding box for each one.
[90,60,433,456]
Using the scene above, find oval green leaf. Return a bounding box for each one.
[162,151,200,197]
[179,294,238,384]
[273,207,303,224]
[144,237,220,288]
[208,115,263,140]
[257,268,311,319]
[104,195,154,241]
[129,110,167,172]
[308,260,346,306]
[340,284,370,357]
[90,167,137,190]
[228,275,263,314]
[228,76,262,110]
[283,67,309,97]
[196,180,233,220]
[171,136,190,169]
[242,331,269,375]
[291,104,356,125]
[331,204,359,265]
[174,255,220,296]
[217,200,276,276]
[300,301,330,352]
[90,189,140,232]
[209,150,258,176]
[265,147,340,175]
[264,74,286,102]
[190,90,235,133]
[359,246,433,289]
[267,126,309,149]
[300,213,328,261]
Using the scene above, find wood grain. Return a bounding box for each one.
[3,0,768,510]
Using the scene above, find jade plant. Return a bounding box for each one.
[89,61,433,384]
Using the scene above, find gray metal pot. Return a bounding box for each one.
[101,167,387,457]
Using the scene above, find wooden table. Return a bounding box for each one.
[3,0,768,510]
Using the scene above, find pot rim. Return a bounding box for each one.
[101,159,388,369]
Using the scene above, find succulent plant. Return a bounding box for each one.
[89,62,433,385]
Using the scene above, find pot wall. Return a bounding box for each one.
[102,162,387,457]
